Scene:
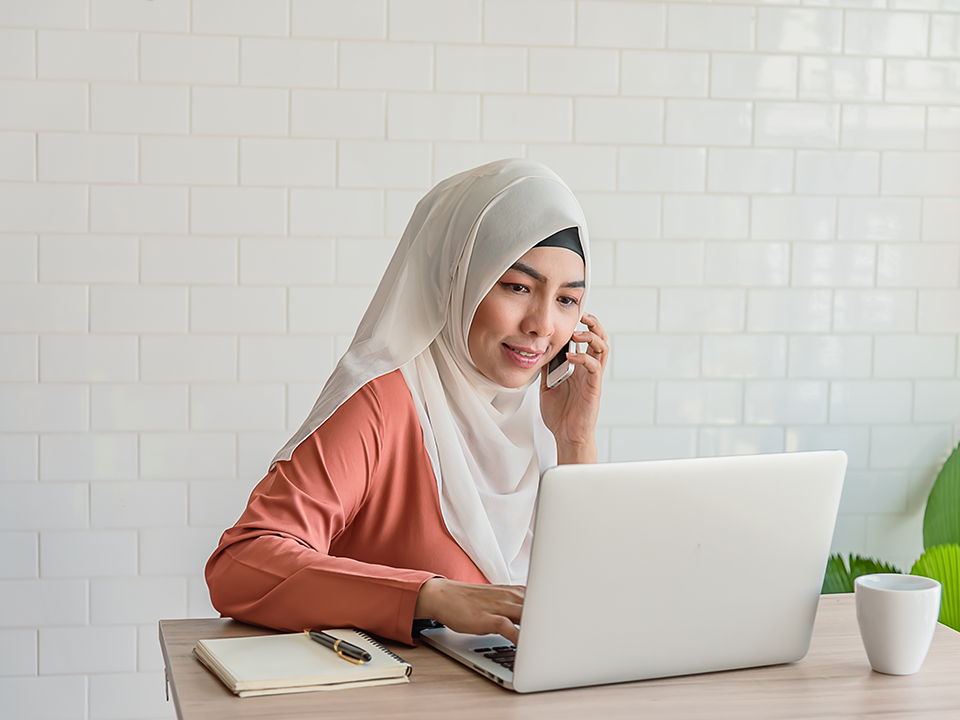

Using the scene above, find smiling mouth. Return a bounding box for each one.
[504,344,544,360]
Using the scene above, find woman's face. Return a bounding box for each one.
[468,246,585,388]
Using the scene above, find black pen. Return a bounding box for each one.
[303,629,372,665]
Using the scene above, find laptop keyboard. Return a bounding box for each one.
[472,644,516,671]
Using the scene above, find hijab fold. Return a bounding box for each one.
[272,159,590,584]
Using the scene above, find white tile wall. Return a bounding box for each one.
[3,3,959,717]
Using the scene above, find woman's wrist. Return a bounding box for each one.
[557,439,597,465]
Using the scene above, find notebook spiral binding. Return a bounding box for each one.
[355,630,413,677]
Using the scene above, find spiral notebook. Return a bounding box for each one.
[193,628,412,697]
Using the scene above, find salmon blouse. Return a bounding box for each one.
[205,369,489,645]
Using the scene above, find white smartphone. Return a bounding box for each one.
[545,340,576,389]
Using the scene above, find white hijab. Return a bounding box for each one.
[272,159,590,584]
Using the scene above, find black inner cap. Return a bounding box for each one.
[534,226,583,260]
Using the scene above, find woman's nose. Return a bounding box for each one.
[520,300,555,337]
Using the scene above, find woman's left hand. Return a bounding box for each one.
[539,313,608,464]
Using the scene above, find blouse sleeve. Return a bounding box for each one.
[204,380,438,645]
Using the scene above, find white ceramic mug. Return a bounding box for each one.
[855,573,941,675]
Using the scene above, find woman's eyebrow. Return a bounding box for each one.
[508,262,585,289]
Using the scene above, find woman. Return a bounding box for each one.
[205,159,608,646]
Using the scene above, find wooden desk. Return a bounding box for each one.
[160,595,960,719]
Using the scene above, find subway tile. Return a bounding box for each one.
[0,533,37,579]
[241,37,335,88]
[90,481,187,528]
[834,290,917,332]
[239,237,334,285]
[796,150,879,195]
[839,471,910,514]
[0,578,87,627]
[0,483,87,530]
[0,235,37,282]
[39,234,138,283]
[755,102,840,148]
[886,59,960,104]
[574,97,663,144]
[610,334,701,380]
[702,334,787,379]
[291,89,385,139]
[190,187,286,235]
[40,433,137,481]
[192,87,288,137]
[190,286,285,334]
[0,183,87,233]
[40,334,138,383]
[192,0,288,36]
[665,100,752,146]
[435,44,525,93]
[915,380,960,423]
[140,236,237,285]
[387,93,479,141]
[622,51,708,98]
[699,427,785,457]
[0,434,38,482]
[140,432,236,480]
[89,672,172,720]
[616,241,703,287]
[660,289,745,332]
[0,385,87,433]
[529,47,618,96]
[40,530,137,578]
[0,676,86,720]
[0,132,34,181]
[140,527,225,576]
[609,427,698,462]
[91,83,188,134]
[668,4,756,52]
[583,288,658,332]
[0,29,34,78]
[882,152,960,196]
[577,1,665,48]
[141,135,237,186]
[578,193,660,240]
[189,478,256,527]
[870,424,952,469]
[141,335,237,383]
[877,244,960,287]
[289,286,378,333]
[838,198,921,242]
[792,243,875,287]
[90,577,187,625]
[747,289,833,332]
[39,626,136,674]
[91,384,188,431]
[928,107,960,150]
[482,95,573,143]
[38,132,136,183]
[290,188,384,237]
[757,8,843,53]
[338,141,431,189]
[90,285,188,333]
[596,380,656,426]
[293,0,385,38]
[0,79,86,132]
[191,384,284,431]
[922,199,960,243]
[0,285,85,332]
[875,335,956,378]
[484,0,574,45]
[841,105,925,150]
[705,242,790,286]
[931,14,960,57]
[591,240,615,287]
[751,196,836,240]
[140,33,240,85]
[707,148,793,194]
[432,143,526,185]
[845,10,929,57]
[744,380,828,424]
[527,144,617,192]
[91,0,190,31]
[339,41,432,91]
[0,334,36,382]
[657,381,742,425]
[918,290,960,332]
[239,429,294,476]
[788,335,872,378]
[711,54,797,100]
[786,426,870,470]
[618,147,705,193]
[389,0,480,42]
[0,628,37,675]
[663,195,749,240]
[38,30,136,81]
[240,137,335,186]
[0,0,86,28]
[90,185,188,234]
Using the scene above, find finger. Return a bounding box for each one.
[489,615,520,645]
[580,313,607,342]
[571,330,608,359]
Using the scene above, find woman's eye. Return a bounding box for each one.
[559,296,580,307]
[502,282,528,293]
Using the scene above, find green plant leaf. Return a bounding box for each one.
[924,442,960,549]
[822,553,901,594]
[910,544,960,633]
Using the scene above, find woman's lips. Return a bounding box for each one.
[502,343,544,369]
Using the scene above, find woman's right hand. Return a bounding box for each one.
[414,578,524,644]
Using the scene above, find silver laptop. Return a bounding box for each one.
[421,450,847,693]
